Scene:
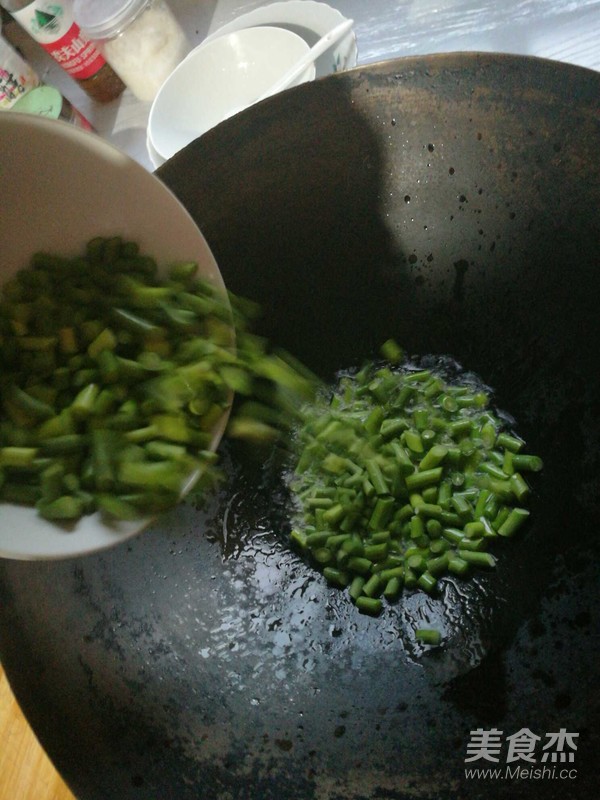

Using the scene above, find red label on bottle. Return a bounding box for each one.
[39,22,106,79]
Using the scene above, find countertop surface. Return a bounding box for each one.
[0,666,74,800]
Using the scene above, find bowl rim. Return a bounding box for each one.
[202,0,358,74]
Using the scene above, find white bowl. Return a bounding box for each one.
[146,130,166,170]
[202,1,358,78]
[148,25,315,162]
[0,114,228,560]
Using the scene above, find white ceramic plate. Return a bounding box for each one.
[202,1,358,79]
[0,114,228,560]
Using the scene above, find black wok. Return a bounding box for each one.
[0,53,599,800]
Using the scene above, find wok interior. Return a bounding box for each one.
[160,53,600,563]
[159,48,600,722]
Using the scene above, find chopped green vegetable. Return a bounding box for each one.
[415,628,442,646]
[355,596,383,616]
[0,237,318,522]
[287,349,542,616]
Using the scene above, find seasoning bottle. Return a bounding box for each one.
[0,23,39,108]
[1,18,94,126]
[0,0,125,102]
[10,83,93,127]
[73,0,190,103]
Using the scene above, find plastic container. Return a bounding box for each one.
[74,0,190,103]
[0,0,125,102]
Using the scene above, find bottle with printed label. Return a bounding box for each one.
[74,0,190,103]
[0,23,40,108]
[1,17,94,126]
[0,0,125,102]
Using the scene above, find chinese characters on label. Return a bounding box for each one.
[0,68,27,106]
[50,36,101,76]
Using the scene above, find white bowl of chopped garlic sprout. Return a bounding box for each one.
[0,114,232,560]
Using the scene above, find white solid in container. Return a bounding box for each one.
[73,0,190,102]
